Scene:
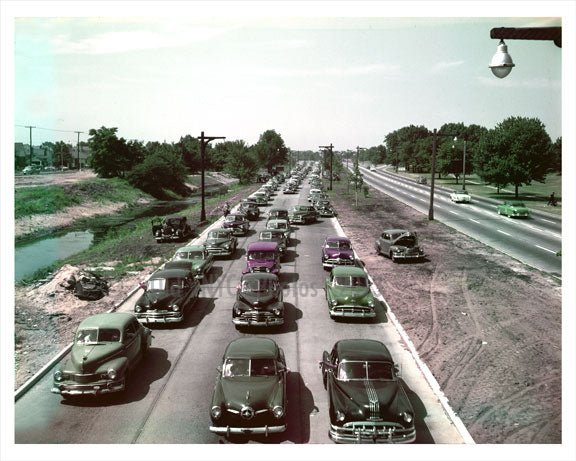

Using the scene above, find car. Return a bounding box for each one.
[134,268,201,323]
[232,273,284,327]
[497,200,531,218]
[209,337,288,436]
[204,228,238,257]
[416,176,427,185]
[250,191,270,204]
[319,339,416,443]
[283,184,298,194]
[238,201,260,221]
[167,245,214,280]
[259,229,287,256]
[288,205,318,224]
[324,266,377,319]
[265,218,291,244]
[151,216,194,243]
[369,165,376,171]
[322,237,355,269]
[223,213,250,236]
[374,229,425,262]
[22,165,41,175]
[44,165,56,171]
[266,208,289,225]
[243,241,281,275]
[51,313,152,397]
[307,188,324,201]
[450,189,471,203]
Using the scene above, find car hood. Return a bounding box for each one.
[392,235,418,248]
[219,377,281,409]
[239,291,278,307]
[324,248,354,259]
[332,379,405,419]
[206,238,231,246]
[70,343,124,374]
[136,290,184,309]
[331,286,372,303]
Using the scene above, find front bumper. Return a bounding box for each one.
[329,305,376,318]
[210,424,286,436]
[51,378,125,395]
[136,311,183,323]
[329,422,416,444]
[233,311,284,326]
[205,246,234,256]
[392,253,425,260]
[323,258,355,268]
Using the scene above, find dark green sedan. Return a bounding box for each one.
[324,266,377,319]
[209,337,288,437]
[497,200,531,218]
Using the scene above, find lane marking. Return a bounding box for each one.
[469,219,481,224]
[449,210,459,216]
[497,230,512,236]
[541,218,556,224]
[535,245,557,254]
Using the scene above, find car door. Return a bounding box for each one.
[123,320,141,365]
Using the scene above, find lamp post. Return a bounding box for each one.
[319,143,334,190]
[452,136,467,190]
[428,130,461,220]
[489,26,561,78]
[198,131,225,222]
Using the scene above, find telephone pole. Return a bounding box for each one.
[198,131,226,222]
[25,126,35,166]
[74,131,83,170]
[319,143,334,190]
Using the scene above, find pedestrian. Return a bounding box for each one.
[547,192,557,206]
[223,202,230,217]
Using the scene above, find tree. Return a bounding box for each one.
[126,143,190,198]
[548,137,561,173]
[88,127,131,178]
[53,141,74,168]
[349,153,364,206]
[175,135,202,173]
[220,140,257,184]
[253,130,289,172]
[385,125,429,172]
[475,117,552,197]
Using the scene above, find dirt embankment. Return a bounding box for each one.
[333,182,561,444]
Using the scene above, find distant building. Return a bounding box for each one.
[14,142,91,169]
[67,144,91,169]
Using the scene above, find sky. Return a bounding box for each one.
[4,2,571,153]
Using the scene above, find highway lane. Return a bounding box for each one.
[15,174,469,445]
[361,167,562,278]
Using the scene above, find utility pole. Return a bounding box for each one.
[74,131,83,170]
[198,131,225,222]
[25,126,35,166]
[319,144,333,190]
[428,129,438,220]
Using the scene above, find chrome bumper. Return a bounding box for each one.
[329,423,416,444]
[210,424,286,436]
[51,378,125,395]
[329,307,376,318]
[136,312,183,323]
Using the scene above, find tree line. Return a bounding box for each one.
[87,127,289,198]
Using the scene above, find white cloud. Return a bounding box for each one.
[241,63,400,78]
[429,60,466,73]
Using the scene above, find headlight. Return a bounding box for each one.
[368,299,375,308]
[272,406,285,419]
[335,410,346,422]
[266,267,270,272]
[273,308,281,316]
[402,412,413,423]
[107,368,117,380]
[196,268,203,274]
[135,305,143,313]
[331,299,338,306]
[394,248,403,253]
[211,406,222,419]
[54,370,63,382]
[171,305,180,312]
[223,243,230,248]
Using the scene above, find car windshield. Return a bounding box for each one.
[395,236,417,248]
[165,218,183,227]
[148,278,186,291]
[76,327,121,344]
[241,279,277,293]
[248,251,275,260]
[209,231,229,239]
[268,222,287,230]
[175,250,204,260]
[337,361,394,381]
[326,241,350,249]
[223,358,276,377]
[334,276,368,287]
[226,215,241,222]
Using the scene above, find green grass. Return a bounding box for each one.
[383,167,562,215]
[14,178,151,219]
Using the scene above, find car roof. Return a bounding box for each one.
[331,266,366,277]
[175,245,205,252]
[267,218,288,224]
[335,339,393,362]
[247,241,278,251]
[225,337,278,359]
[78,313,136,330]
[210,227,232,233]
[150,268,192,279]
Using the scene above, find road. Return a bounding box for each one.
[360,167,562,278]
[15,173,470,445]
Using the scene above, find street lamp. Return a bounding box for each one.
[428,129,461,220]
[197,131,225,222]
[489,26,561,78]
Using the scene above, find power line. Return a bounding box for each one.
[15,124,85,134]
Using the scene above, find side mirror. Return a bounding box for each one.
[139,281,147,290]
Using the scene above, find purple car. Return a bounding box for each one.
[223,213,250,236]
[243,241,281,275]
[321,236,355,269]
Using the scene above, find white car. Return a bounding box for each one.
[450,189,471,203]
[369,165,376,171]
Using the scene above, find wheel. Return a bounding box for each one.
[390,252,396,263]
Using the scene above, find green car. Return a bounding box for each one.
[167,245,214,280]
[497,200,531,218]
[324,266,377,319]
[51,313,152,397]
[209,337,288,437]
